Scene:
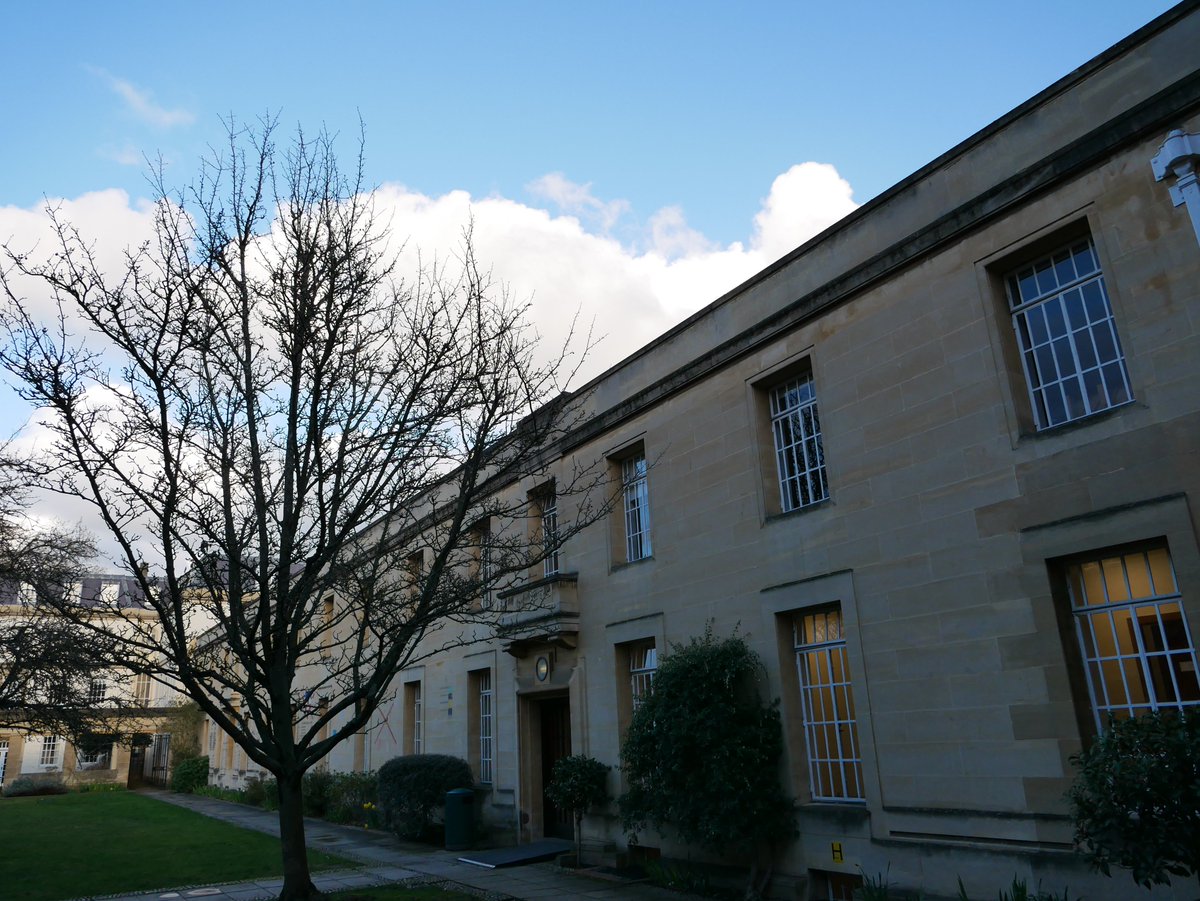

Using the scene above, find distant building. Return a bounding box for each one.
[0,573,179,791]
[208,4,1200,898]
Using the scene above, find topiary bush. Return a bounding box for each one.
[620,626,795,895]
[1067,710,1200,890]
[546,754,609,865]
[377,754,473,840]
[170,754,210,794]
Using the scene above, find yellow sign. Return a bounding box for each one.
[831,842,844,862]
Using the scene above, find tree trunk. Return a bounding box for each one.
[277,773,319,901]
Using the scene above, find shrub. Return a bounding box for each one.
[322,771,378,825]
[620,626,794,895]
[546,755,609,864]
[3,777,68,797]
[170,754,210,794]
[1067,710,1200,889]
[377,754,473,839]
[243,775,269,807]
[302,768,335,817]
[76,782,126,793]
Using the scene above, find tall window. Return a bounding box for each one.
[794,607,864,802]
[770,372,828,513]
[622,453,652,562]
[474,520,495,609]
[630,642,657,708]
[134,673,152,705]
[39,736,59,767]
[1066,544,1200,729]
[405,681,423,755]
[540,490,560,578]
[87,678,106,705]
[1006,238,1132,429]
[478,670,493,783]
[208,718,217,752]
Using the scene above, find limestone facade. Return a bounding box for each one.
[208,5,1200,898]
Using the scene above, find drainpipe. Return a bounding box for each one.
[1151,129,1200,247]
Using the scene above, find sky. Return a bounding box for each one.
[0,0,1179,551]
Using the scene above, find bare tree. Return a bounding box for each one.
[0,468,114,738]
[0,120,598,899]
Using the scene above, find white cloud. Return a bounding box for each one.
[98,143,144,166]
[89,68,195,128]
[525,172,631,233]
[751,162,858,263]
[0,162,857,546]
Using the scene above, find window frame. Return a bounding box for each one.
[1003,236,1133,430]
[621,451,652,563]
[792,604,865,804]
[767,369,830,514]
[1062,542,1200,731]
[40,735,59,768]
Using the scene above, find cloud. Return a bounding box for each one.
[89,68,195,128]
[0,162,857,550]
[98,143,144,166]
[751,162,858,263]
[525,172,631,233]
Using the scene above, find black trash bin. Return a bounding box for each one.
[444,787,475,851]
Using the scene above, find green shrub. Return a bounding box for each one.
[170,754,210,794]
[243,775,269,807]
[377,754,473,839]
[3,777,68,797]
[620,627,795,860]
[1067,710,1200,889]
[546,755,609,863]
[194,784,245,803]
[302,768,335,817]
[322,771,378,825]
[76,782,126,793]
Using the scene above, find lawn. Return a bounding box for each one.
[0,791,355,901]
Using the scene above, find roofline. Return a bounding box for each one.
[571,0,1200,396]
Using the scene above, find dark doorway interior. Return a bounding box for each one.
[538,696,572,839]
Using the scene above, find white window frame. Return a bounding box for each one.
[1067,544,1200,730]
[411,683,423,755]
[39,735,59,768]
[794,607,864,802]
[1006,238,1132,430]
[769,372,828,513]
[134,673,152,705]
[541,491,560,578]
[622,453,652,562]
[478,670,493,784]
[629,642,657,708]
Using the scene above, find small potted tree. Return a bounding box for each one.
[546,754,610,868]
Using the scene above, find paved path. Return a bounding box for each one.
[87,790,694,901]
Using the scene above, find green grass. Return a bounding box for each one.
[0,792,355,901]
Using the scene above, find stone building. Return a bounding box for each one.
[0,573,179,791]
[208,4,1200,898]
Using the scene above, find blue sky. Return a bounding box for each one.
[0,2,1179,543]
[3,2,1176,244]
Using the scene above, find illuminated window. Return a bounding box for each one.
[1066,544,1200,728]
[794,607,864,802]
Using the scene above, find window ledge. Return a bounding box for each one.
[795,800,870,826]
[764,498,832,525]
[1017,398,1138,443]
[497,572,579,601]
[610,555,655,573]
